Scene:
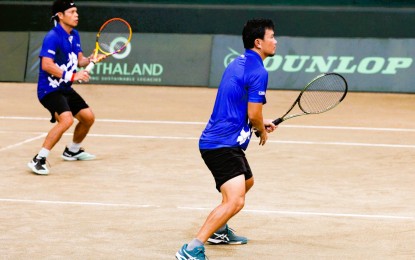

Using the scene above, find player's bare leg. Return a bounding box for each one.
[73,107,95,143]
[196,174,249,243]
[28,111,73,175]
[43,111,74,150]
[61,108,96,161]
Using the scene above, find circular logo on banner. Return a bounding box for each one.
[111,36,131,60]
[224,48,241,67]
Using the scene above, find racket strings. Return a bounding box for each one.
[299,74,347,114]
[98,19,131,54]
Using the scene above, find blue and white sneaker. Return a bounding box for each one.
[62,147,96,161]
[176,244,206,260]
[207,225,248,245]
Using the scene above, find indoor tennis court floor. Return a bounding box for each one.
[1,82,414,259]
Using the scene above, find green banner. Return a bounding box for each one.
[209,35,415,93]
[26,32,212,86]
[0,32,29,82]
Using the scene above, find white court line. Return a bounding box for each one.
[98,118,206,125]
[0,198,159,208]
[0,131,414,149]
[1,117,414,149]
[0,116,204,126]
[282,124,415,132]
[0,198,412,221]
[246,209,415,220]
[88,133,198,140]
[178,206,415,221]
[270,140,415,149]
[86,133,415,149]
[1,116,414,132]
[0,133,46,152]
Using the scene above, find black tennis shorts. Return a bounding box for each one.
[40,89,89,123]
[200,147,253,192]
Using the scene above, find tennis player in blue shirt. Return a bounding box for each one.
[28,0,103,175]
[176,18,278,260]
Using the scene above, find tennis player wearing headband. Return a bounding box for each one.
[28,0,102,175]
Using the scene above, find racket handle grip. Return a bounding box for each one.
[77,61,96,83]
[272,118,283,125]
[254,118,283,137]
[85,61,96,72]
[254,128,271,137]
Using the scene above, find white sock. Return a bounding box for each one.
[68,142,81,153]
[37,148,50,159]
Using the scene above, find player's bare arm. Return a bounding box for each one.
[78,52,106,68]
[248,102,267,145]
[77,52,91,67]
[42,57,90,82]
[263,119,277,133]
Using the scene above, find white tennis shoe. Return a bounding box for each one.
[28,155,49,175]
[62,147,96,161]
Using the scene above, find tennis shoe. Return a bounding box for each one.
[62,147,96,161]
[27,155,49,175]
[207,225,248,245]
[176,244,207,260]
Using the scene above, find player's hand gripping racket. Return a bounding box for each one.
[82,18,132,78]
[256,73,347,136]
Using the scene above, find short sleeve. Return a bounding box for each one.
[39,31,59,59]
[247,68,268,104]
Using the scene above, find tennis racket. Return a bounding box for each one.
[256,73,347,136]
[83,17,132,73]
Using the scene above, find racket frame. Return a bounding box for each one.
[84,17,132,72]
[273,72,348,125]
[95,18,132,59]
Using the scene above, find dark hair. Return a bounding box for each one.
[242,19,275,49]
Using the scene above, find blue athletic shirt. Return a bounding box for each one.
[37,24,82,100]
[199,49,268,151]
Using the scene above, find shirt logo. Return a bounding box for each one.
[258,91,266,96]
[48,49,56,55]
